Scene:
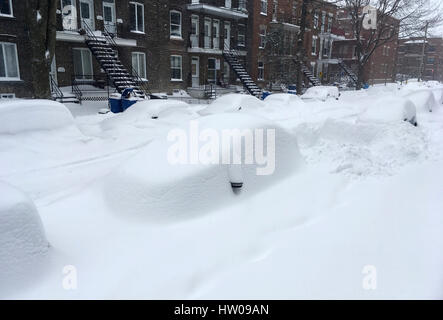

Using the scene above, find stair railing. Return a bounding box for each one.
[103,23,118,49]
[71,76,83,104]
[50,75,64,100]
[130,66,152,97]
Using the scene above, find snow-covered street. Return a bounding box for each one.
[1,82,443,299]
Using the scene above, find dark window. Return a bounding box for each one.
[0,0,12,16]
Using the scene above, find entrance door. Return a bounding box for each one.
[224,21,231,50]
[61,0,77,30]
[80,0,94,30]
[103,0,116,34]
[191,57,199,87]
[191,15,199,48]
[208,58,217,84]
[204,18,211,49]
[213,20,220,49]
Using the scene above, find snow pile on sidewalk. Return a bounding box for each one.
[199,94,264,115]
[103,113,302,221]
[0,182,49,294]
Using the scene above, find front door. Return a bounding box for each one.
[103,0,116,34]
[191,57,199,87]
[208,58,217,84]
[224,22,231,50]
[61,0,77,31]
[80,0,94,30]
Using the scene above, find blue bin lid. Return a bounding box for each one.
[122,88,135,97]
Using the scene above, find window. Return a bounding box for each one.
[0,42,20,80]
[238,24,245,46]
[223,62,230,82]
[170,55,182,80]
[260,0,267,15]
[258,61,264,80]
[170,10,182,38]
[321,12,326,32]
[208,58,217,83]
[428,57,435,64]
[259,26,266,49]
[0,0,13,17]
[225,0,231,9]
[73,48,92,80]
[311,36,317,55]
[327,14,333,33]
[313,12,319,29]
[132,52,146,80]
[272,0,278,21]
[353,46,358,58]
[292,1,297,23]
[0,93,15,99]
[130,2,144,33]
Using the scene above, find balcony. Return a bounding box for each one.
[187,1,248,20]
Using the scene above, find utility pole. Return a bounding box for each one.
[418,22,429,82]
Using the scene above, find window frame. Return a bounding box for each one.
[0,0,13,17]
[237,23,246,47]
[311,36,317,55]
[0,42,20,81]
[131,51,147,80]
[170,10,182,39]
[72,47,93,81]
[257,60,264,81]
[260,0,268,15]
[129,2,145,33]
[259,26,266,49]
[170,55,182,81]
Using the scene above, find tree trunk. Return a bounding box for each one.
[26,0,57,99]
[356,64,364,90]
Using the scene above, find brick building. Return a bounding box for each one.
[396,37,443,82]
[329,7,399,85]
[1,0,250,98]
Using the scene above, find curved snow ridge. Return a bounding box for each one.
[102,113,304,222]
[0,181,50,296]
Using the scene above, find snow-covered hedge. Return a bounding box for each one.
[0,100,75,134]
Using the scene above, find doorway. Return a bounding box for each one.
[103,0,116,34]
[191,57,200,87]
[80,0,94,30]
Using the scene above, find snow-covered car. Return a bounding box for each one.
[129,99,194,119]
[103,113,302,219]
[402,89,438,113]
[358,96,417,126]
[199,93,264,115]
[264,93,304,107]
[301,86,340,101]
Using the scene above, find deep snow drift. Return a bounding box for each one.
[1,83,443,299]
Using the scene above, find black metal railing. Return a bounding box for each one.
[50,75,64,100]
[130,66,151,96]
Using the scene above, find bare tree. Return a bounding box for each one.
[26,0,57,98]
[337,0,443,89]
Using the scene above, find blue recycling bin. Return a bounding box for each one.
[287,85,297,95]
[121,88,141,111]
[262,91,271,100]
[109,93,122,113]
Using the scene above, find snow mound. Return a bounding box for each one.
[0,182,49,290]
[299,119,427,177]
[366,83,400,95]
[101,99,197,131]
[199,94,264,115]
[403,90,437,113]
[103,113,303,221]
[0,99,76,134]
[358,96,417,125]
[301,86,340,101]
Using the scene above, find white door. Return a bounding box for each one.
[191,15,199,48]
[191,57,199,87]
[224,22,231,50]
[204,19,211,49]
[80,0,94,30]
[61,0,77,30]
[213,20,220,49]
[103,0,116,34]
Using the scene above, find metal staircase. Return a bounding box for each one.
[82,21,147,97]
[223,43,262,98]
[338,60,358,86]
[293,59,321,86]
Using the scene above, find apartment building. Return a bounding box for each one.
[396,37,443,82]
[329,7,399,85]
[0,0,250,98]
